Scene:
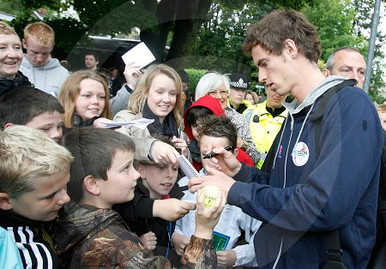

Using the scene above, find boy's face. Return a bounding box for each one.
[138,163,178,199]
[9,171,70,221]
[200,135,235,171]
[25,111,64,143]
[0,34,23,79]
[23,36,53,67]
[98,150,139,208]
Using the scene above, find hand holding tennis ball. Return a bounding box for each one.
[198,185,221,208]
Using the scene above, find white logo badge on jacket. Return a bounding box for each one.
[292,141,309,166]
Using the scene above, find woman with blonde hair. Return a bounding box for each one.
[58,70,111,128]
[114,64,188,155]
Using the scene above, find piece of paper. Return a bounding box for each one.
[177,155,200,179]
[121,42,156,69]
[98,118,154,129]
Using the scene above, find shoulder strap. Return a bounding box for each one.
[309,79,356,268]
[310,79,356,158]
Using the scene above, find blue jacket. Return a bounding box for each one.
[0,227,23,269]
[228,77,384,269]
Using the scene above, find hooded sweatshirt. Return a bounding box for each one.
[184,95,254,170]
[227,76,384,269]
[20,55,69,97]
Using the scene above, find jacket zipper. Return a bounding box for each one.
[273,114,294,269]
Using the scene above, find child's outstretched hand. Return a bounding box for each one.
[139,231,157,251]
[194,187,225,239]
[153,198,195,221]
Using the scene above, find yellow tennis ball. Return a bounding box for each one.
[199,185,221,208]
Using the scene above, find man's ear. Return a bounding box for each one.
[83,175,100,196]
[283,39,298,58]
[0,192,13,210]
[322,68,331,77]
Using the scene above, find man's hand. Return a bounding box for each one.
[153,199,195,221]
[202,145,242,177]
[188,166,236,200]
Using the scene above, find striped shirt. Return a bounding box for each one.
[0,210,59,269]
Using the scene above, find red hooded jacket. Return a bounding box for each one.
[184,95,254,170]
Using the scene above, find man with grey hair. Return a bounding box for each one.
[323,47,366,88]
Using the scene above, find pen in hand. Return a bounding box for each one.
[202,146,233,159]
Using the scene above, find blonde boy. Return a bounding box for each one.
[0,125,73,268]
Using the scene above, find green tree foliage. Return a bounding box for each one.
[190,0,315,89]
[3,0,383,101]
[303,0,385,103]
[4,0,313,68]
[352,0,385,103]
[0,0,22,15]
[302,0,367,60]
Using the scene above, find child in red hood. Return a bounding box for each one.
[184,95,254,170]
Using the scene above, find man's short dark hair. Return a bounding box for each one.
[85,52,99,62]
[61,127,135,203]
[242,9,321,63]
[0,86,64,129]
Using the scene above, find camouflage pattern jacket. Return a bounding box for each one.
[54,202,216,268]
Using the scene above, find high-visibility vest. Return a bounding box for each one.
[243,100,288,168]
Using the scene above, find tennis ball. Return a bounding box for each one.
[199,185,221,208]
